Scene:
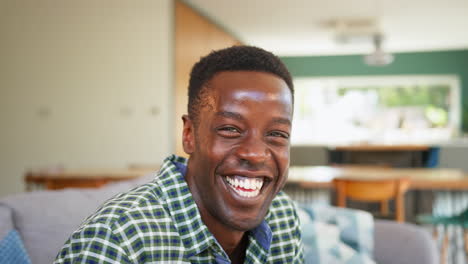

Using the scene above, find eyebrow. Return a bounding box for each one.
[272,117,292,126]
[216,111,244,121]
[216,111,291,126]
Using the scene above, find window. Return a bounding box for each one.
[292,75,461,145]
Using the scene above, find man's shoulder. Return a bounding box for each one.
[73,155,190,235]
[55,179,185,263]
[80,181,169,229]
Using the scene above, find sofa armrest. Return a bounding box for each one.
[374,220,438,264]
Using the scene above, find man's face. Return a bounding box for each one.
[183,71,293,231]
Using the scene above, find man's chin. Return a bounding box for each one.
[225,215,265,232]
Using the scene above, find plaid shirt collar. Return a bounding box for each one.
[156,155,273,260]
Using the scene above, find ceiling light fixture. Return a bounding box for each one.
[363,33,394,66]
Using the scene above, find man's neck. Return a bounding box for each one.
[186,179,249,261]
[199,209,248,262]
[228,233,248,264]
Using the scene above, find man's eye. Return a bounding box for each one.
[217,126,241,137]
[219,127,239,132]
[268,131,289,139]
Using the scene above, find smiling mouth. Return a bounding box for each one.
[225,175,264,198]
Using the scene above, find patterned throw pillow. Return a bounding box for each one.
[297,204,376,264]
[0,230,31,264]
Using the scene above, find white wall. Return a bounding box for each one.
[0,0,174,197]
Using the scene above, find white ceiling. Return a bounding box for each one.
[184,0,468,56]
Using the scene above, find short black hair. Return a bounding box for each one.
[187,45,294,123]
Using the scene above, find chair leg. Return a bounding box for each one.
[464,228,468,254]
[395,195,405,222]
[441,229,449,264]
[433,226,439,240]
[335,182,346,208]
[380,200,389,216]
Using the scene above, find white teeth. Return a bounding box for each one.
[239,180,245,189]
[245,180,251,189]
[238,189,260,197]
[225,176,264,198]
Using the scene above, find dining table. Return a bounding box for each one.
[24,167,156,191]
[287,166,468,190]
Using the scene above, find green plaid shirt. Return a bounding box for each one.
[54,155,303,264]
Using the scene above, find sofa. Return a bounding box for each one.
[0,172,438,264]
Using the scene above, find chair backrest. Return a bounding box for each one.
[333,177,410,222]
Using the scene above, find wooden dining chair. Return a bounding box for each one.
[332,177,411,222]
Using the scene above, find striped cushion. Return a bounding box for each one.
[298,204,376,264]
[0,229,31,264]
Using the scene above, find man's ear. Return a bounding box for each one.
[182,115,195,154]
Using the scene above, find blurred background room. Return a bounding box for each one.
[1,0,468,263]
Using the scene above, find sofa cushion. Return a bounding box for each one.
[298,204,376,264]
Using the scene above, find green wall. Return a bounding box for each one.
[281,49,468,131]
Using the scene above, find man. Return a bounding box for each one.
[55,46,303,263]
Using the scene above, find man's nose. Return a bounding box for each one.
[235,134,271,165]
